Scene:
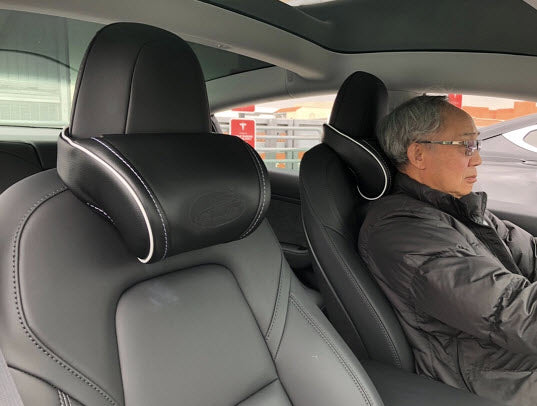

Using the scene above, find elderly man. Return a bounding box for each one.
[359,95,537,406]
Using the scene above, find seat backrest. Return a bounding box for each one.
[0,23,384,406]
[299,71,414,371]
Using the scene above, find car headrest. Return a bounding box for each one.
[70,22,210,138]
[323,71,394,200]
[57,23,270,263]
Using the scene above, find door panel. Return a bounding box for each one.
[267,169,317,289]
[0,141,47,194]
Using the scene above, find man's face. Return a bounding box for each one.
[419,108,482,198]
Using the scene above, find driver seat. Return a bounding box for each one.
[299,72,414,371]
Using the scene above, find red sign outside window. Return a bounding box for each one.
[448,94,463,108]
[230,119,256,148]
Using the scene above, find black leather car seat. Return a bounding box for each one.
[299,72,415,371]
[0,24,384,406]
[0,142,44,195]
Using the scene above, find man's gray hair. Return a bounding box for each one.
[377,95,454,168]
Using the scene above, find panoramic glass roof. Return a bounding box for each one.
[202,0,537,56]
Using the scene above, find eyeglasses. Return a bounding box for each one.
[415,140,482,156]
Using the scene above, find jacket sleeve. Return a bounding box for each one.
[487,211,537,282]
[363,213,537,355]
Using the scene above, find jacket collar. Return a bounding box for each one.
[393,172,488,225]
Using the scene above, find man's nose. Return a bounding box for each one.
[470,150,482,166]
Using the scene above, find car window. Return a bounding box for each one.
[523,129,537,148]
[216,94,335,171]
[442,95,537,213]
[0,9,271,131]
[431,93,537,129]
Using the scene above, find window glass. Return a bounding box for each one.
[441,94,537,128]
[523,129,537,148]
[0,9,271,129]
[435,94,537,212]
[189,43,271,81]
[216,94,335,171]
[0,11,100,128]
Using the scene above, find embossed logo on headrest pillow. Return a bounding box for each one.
[191,190,246,228]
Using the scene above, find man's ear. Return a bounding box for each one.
[406,143,427,170]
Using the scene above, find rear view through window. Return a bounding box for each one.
[0,11,99,128]
[216,94,335,171]
[0,9,271,130]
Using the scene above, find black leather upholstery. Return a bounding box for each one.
[329,71,388,140]
[70,23,210,138]
[0,23,385,406]
[323,124,392,200]
[300,71,415,370]
[0,142,43,195]
[362,360,504,406]
[58,130,269,262]
[58,22,269,262]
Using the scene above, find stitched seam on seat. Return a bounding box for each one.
[123,41,149,134]
[265,254,284,340]
[251,147,268,226]
[239,143,261,238]
[323,224,402,368]
[243,145,267,237]
[86,203,114,224]
[239,142,262,238]
[235,378,279,405]
[12,187,118,406]
[92,137,168,260]
[289,295,374,406]
[58,390,73,406]
[274,286,291,360]
[240,144,267,238]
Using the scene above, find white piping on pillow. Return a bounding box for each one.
[326,124,389,201]
[60,129,154,263]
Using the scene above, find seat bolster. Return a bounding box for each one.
[0,170,124,406]
[274,276,384,406]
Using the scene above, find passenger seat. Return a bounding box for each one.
[0,23,383,406]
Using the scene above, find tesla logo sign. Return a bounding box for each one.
[230,119,256,148]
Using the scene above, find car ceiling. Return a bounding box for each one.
[1,0,537,111]
[204,0,537,56]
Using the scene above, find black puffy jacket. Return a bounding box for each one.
[359,172,537,406]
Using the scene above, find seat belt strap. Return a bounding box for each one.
[0,346,24,405]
